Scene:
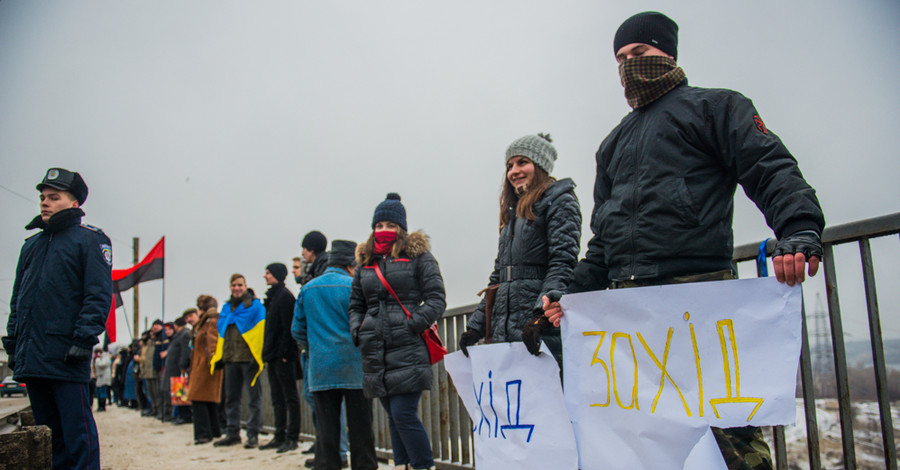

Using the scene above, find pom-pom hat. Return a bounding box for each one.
[505,134,557,174]
[372,193,407,231]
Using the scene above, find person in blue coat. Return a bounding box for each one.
[3,168,112,470]
[292,240,378,470]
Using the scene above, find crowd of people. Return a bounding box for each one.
[5,11,827,470]
[94,195,443,470]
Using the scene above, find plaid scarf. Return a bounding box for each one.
[619,55,686,109]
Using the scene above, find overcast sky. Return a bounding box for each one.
[1,1,898,345]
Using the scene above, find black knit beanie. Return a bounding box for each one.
[266,262,288,283]
[613,11,679,60]
[301,231,328,254]
[371,193,407,231]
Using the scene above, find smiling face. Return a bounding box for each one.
[615,42,673,64]
[40,188,79,222]
[230,276,247,299]
[506,156,535,192]
[264,270,278,286]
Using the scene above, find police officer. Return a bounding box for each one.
[3,168,112,470]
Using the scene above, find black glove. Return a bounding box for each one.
[521,316,552,356]
[64,345,92,365]
[458,329,482,357]
[772,230,823,260]
[1,336,14,370]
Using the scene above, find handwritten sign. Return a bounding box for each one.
[561,277,802,469]
[444,343,578,470]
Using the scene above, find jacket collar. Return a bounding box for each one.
[25,207,85,233]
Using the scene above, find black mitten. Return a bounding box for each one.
[458,329,483,357]
[521,316,551,356]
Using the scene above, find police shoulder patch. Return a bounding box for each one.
[80,223,104,234]
[100,243,113,266]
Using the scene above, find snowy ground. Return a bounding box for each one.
[766,399,899,470]
[94,405,396,469]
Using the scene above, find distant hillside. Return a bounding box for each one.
[843,338,900,370]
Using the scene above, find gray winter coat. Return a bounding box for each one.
[467,178,581,342]
[349,232,446,398]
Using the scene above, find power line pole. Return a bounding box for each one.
[133,237,139,339]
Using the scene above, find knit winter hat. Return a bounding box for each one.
[266,262,288,283]
[613,11,679,60]
[505,134,557,174]
[301,231,328,254]
[371,193,407,231]
[328,240,357,268]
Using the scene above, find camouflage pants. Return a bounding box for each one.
[612,269,774,470]
[712,426,774,470]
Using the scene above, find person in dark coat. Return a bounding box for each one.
[349,193,447,470]
[157,322,175,421]
[164,311,195,425]
[3,167,112,470]
[259,262,301,453]
[459,134,581,367]
[298,230,329,285]
[542,12,826,470]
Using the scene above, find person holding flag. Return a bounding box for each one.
[210,273,266,448]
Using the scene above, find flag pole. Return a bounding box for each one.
[161,236,166,322]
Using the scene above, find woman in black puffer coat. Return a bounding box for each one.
[459,134,581,367]
[349,193,446,470]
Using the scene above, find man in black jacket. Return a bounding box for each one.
[3,167,112,469]
[165,311,196,425]
[545,11,826,470]
[260,263,300,453]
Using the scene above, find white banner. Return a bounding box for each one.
[561,277,802,469]
[444,342,578,470]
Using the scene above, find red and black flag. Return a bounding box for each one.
[107,237,165,342]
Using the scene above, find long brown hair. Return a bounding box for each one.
[361,228,409,266]
[499,164,555,231]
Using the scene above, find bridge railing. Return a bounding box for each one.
[257,212,898,470]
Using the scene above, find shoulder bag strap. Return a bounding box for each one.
[373,262,411,320]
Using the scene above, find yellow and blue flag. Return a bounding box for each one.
[209,298,266,385]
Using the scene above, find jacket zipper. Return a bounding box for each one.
[629,111,649,280]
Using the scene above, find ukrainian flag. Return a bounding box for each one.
[210,298,266,385]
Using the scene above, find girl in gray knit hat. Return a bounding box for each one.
[459,133,582,370]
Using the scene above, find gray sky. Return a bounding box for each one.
[1,1,898,344]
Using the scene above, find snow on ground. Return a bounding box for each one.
[765,399,899,470]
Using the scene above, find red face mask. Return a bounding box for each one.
[373,230,398,255]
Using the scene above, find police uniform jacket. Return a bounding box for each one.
[5,208,113,383]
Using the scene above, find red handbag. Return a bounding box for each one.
[373,262,447,365]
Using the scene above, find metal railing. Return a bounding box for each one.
[255,212,899,469]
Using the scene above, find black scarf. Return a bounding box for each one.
[25,207,85,233]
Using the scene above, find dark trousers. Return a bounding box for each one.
[267,360,301,441]
[380,391,433,469]
[315,389,377,470]
[96,385,109,410]
[145,377,160,414]
[192,401,221,441]
[27,379,100,470]
[159,374,173,418]
[224,361,262,437]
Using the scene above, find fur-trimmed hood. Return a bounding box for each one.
[356,230,430,266]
